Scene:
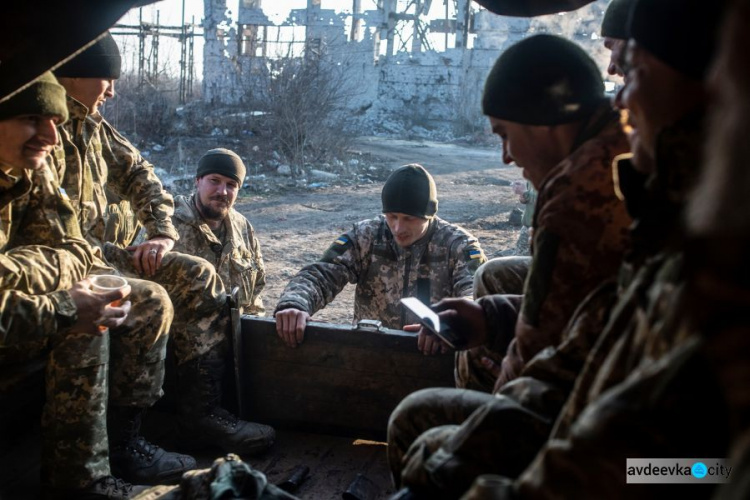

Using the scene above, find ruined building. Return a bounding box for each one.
[201,0,610,136]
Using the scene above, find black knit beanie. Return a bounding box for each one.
[0,72,68,122]
[601,0,634,39]
[482,35,605,126]
[55,32,122,79]
[382,164,438,219]
[197,148,246,184]
[628,0,727,80]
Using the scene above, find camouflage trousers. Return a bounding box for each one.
[103,244,228,364]
[455,257,530,392]
[387,387,551,498]
[42,310,170,488]
[1,262,171,489]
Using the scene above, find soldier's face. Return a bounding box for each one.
[619,41,706,173]
[384,212,430,248]
[59,77,115,114]
[195,173,239,221]
[604,37,627,77]
[0,115,60,170]
[489,117,564,189]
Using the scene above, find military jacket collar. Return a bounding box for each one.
[174,194,243,257]
[0,163,31,211]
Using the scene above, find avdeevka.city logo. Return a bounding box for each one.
[626,459,731,483]
[691,462,707,479]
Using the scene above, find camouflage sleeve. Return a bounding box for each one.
[275,226,365,315]
[99,121,179,241]
[246,230,266,316]
[449,235,487,299]
[0,242,95,293]
[477,294,523,357]
[501,168,625,385]
[0,289,70,350]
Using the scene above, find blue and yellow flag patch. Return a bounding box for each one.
[322,233,353,263]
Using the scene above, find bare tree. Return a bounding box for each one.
[247,43,357,175]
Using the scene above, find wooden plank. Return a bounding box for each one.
[239,316,455,439]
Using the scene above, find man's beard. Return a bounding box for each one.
[196,194,230,221]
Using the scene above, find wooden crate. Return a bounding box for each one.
[237,316,455,440]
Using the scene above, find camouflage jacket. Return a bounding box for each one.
[275,215,486,329]
[52,96,179,249]
[486,105,632,387]
[172,194,266,315]
[494,112,720,498]
[0,162,100,359]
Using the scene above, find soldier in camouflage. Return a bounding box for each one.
[0,73,157,499]
[52,33,275,458]
[388,34,632,494]
[390,0,731,497]
[172,149,266,316]
[274,164,487,348]
[447,33,632,394]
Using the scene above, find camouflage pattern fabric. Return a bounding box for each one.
[275,215,486,329]
[172,194,266,315]
[403,110,716,499]
[0,162,100,362]
[103,244,227,364]
[40,331,109,489]
[388,388,495,487]
[52,96,179,248]
[0,161,170,488]
[103,197,141,248]
[52,95,228,364]
[488,106,632,391]
[1,163,98,293]
[389,281,618,496]
[455,256,530,392]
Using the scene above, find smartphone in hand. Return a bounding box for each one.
[400,297,465,349]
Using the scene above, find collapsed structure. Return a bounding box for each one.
[201,0,610,136]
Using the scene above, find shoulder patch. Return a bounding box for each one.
[321,234,353,263]
[462,239,486,272]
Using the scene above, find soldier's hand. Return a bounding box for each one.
[68,278,132,334]
[431,298,490,350]
[275,308,311,348]
[417,327,450,355]
[127,236,174,277]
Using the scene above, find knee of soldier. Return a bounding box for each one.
[389,388,445,432]
[167,253,224,291]
[128,279,175,324]
[473,256,529,298]
[472,259,496,298]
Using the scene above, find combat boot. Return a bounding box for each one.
[108,406,197,485]
[176,345,275,455]
[43,475,149,500]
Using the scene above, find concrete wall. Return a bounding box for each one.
[201,0,610,136]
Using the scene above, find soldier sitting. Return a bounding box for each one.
[172,148,266,316]
[0,72,163,499]
[274,164,487,347]
[451,33,632,393]
[389,0,729,496]
[51,33,275,463]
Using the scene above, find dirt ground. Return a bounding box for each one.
[235,136,526,324]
